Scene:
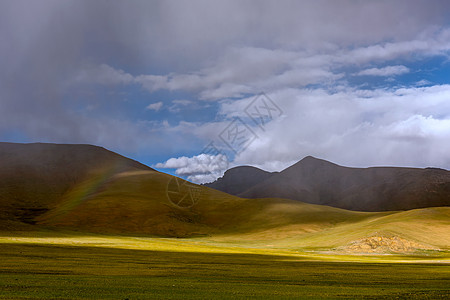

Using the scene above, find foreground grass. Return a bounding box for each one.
[0,233,449,299]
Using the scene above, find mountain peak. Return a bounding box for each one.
[300,155,320,162]
[293,156,339,169]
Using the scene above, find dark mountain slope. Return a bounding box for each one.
[0,142,153,226]
[208,156,450,211]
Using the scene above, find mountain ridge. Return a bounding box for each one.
[206,156,450,211]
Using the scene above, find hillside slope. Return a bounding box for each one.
[0,142,153,228]
[207,156,450,211]
[37,169,379,237]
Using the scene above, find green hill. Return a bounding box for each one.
[37,169,379,237]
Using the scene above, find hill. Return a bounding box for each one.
[0,142,153,228]
[36,168,379,237]
[206,156,450,211]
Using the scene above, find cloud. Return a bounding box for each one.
[382,115,450,140]
[356,65,410,77]
[416,79,432,86]
[156,83,450,176]
[75,64,134,85]
[2,0,450,177]
[75,26,450,100]
[155,153,229,183]
[156,84,450,176]
[226,85,450,171]
[146,101,163,111]
[341,29,450,64]
[169,99,195,112]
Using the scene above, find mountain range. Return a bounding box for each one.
[205,156,450,211]
[0,142,449,253]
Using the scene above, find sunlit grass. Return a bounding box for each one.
[1,230,449,264]
[0,232,449,299]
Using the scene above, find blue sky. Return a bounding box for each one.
[1,0,450,182]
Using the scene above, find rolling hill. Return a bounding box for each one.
[34,168,450,252]
[0,142,153,228]
[206,156,450,211]
[0,142,449,254]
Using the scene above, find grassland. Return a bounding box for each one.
[0,231,449,299]
[0,171,448,298]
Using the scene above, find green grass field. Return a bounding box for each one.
[0,232,449,299]
[1,167,449,298]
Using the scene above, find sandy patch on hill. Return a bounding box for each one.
[337,235,439,254]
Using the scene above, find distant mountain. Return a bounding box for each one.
[0,142,153,227]
[203,166,277,195]
[206,156,450,211]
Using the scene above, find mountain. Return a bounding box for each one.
[206,156,450,211]
[203,166,277,195]
[0,142,153,228]
[0,142,449,253]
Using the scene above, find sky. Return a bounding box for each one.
[1,0,450,183]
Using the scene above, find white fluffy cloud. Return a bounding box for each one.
[155,154,229,183]
[356,65,410,77]
[227,85,450,171]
